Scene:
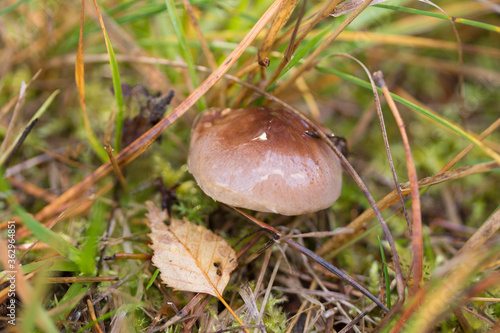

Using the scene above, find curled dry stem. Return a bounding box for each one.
[373,70,423,296]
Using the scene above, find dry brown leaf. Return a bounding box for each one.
[146,201,238,297]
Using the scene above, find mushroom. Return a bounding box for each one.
[187,107,342,216]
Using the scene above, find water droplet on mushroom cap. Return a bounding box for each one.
[188,107,342,216]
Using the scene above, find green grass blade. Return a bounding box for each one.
[14,205,83,265]
[165,0,206,110]
[374,4,500,33]
[0,0,31,16]
[146,269,160,289]
[0,176,83,265]
[0,90,59,166]
[103,32,125,152]
[20,259,80,274]
[276,27,331,82]
[378,236,391,309]
[91,0,125,152]
[54,282,91,320]
[316,66,500,163]
[80,109,109,163]
[80,201,106,274]
[76,302,146,333]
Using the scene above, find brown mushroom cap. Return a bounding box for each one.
[187,107,342,216]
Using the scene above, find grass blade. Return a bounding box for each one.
[76,0,108,162]
[80,201,106,274]
[274,0,374,96]
[15,206,83,265]
[0,0,30,16]
[0,90,59,166]
[90,0,125,152]
[20,259,80,274]
[276,27,330,82]
[375,4,500,33]
[165,0,206,110]
[378,236,391,309]
[52,282,91,320]
[0,178,83,265]
[76,302,146,333]
[105,31,126,151]
[146,269,160,289]
[316,66,500,164]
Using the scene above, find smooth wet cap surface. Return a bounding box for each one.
[188,107,342,216]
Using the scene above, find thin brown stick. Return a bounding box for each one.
[253,247,272,299]
[104,144,128,192]
[44,276,119,284]
[92,261,149,305]
[8,176,58,202]
[394,87,500,164]
[0,92,19,122]
[400,161,499,190]
[104,253,152,260]
[5,150,63,177]
[282,0,307,65]
[388,290,427,333]
[37,147,93,171]
[327,52,412,234]
[258,0,301,65]
[86,298,104,333]
[338,303,378,333]
[32,0,285,223]
[267,0,342,88]
[461,306,496,326]
[15,182,113,238]
[0,70,41,155]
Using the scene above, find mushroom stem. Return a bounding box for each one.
[234,208,390,313]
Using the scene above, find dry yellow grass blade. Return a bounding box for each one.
[317,160,500,258]
[273,0,373,96]
[398,247,494,333]
[258,0,301,64]
[457,207,500,255]
[146,201,238,298]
